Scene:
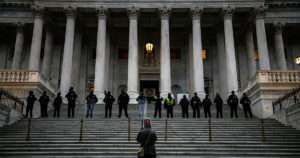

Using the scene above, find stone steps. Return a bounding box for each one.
[1,106,300,157]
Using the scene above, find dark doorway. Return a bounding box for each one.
[140,80,159,98]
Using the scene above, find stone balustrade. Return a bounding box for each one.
[0,70,40,83]
[257,70,300,83]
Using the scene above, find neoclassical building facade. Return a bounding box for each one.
[0,0,300,103]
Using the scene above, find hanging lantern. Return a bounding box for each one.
[295,56,300,65]
[202,49,207,60]
[145,42,154,55]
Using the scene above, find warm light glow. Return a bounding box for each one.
[145,43,154,54]
[255,51,259,61]
[296,56,300,65]
[202,49,206,60]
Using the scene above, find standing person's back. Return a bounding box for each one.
[26,91,37,118]
[65,87,78,118]
[227,91,239,118]
[103,91,115,118]
[137,119,157,158]
[137,93,146,120]
[118,90,130,118]
[39,91,50,118]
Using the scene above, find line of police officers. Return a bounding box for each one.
[26,87,253,119]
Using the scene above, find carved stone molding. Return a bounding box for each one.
[127,6,139,19]
[159,6,171,19]
[191,7,203,19]
[31,4,44,18]
[273,22,285,33]
[223,6,234,20]
[255,6,267,19]
[97,6,107,19]
[15,22,25,32]
[64,6,77,18]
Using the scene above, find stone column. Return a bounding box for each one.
[274,23,287,70]
[12,23,24,69]
[127,8,139,104]
[255,8,271,70]
[94,8,107,103]
[60,8,76,96]
[223,8,238,93]
[216,30,227,99]
[191,8,205,98]
[160,8,171,98]
[41,28,53,79]
[246,28,257,79]
[29,8,44,71]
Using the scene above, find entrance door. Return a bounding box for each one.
[140,80,159,98]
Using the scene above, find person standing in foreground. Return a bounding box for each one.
[26,91,37,118]
[202,94,212,118]
[53,92,62,118]
[179,95,189,118]
[153,93,163,118]
[39,91,50,118]
[85,90,98,118]
[164,93,175,118]
[214,93,223,118]
[118,90,130,118]
[137,92,147,121]
[240,93,253,118]
[190,93,201,118]
[137,119,157,158]
[103,91,115,118]
[65,87,78,118]
[227,91,239,118]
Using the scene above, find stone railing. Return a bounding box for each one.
[256,70,300,83]
[0,70,40,83]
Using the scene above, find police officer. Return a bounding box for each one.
[240,93,253,118]
[164,93,175,118]
[26,91,37,118]
[85,90,98,118]
[53,92,62,118]
[153,93,163,118]
[227,91,239,118]
[214,93,223,118]
[202,94,212,118]
[65,87,78,118]
[103,91,115,118]
[118,90,130,118]
[39,91,50,118]
[179,95,189,118]
[190,93,201,118]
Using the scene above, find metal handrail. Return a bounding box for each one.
[272,87,300,113]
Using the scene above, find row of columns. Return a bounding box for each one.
[9,7,289,100]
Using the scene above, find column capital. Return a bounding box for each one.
[64,6,77,18]
[191,7,203,19]
[273,22,285,33]
[127,6,139,19]
[222,6,234,19]
[97,6,107,19]
[32,5,44,18]
[159,6,171,19]
[254,6,267,19]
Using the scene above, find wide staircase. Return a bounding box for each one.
[0,103,300,157]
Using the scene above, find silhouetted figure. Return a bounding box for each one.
[39,91,50,118]
[202,94,212,118]
[137,119,157,158]
[153,93,163,118]
[190,93,201,118]
[26,91,37,118]
[85,91,98,118]
[164,93,175,118]
[118,90,129,118]
[179,95,189,118]
[65,87,78,118]
[137,92,147,121]
[227,91,239,118]
[103,91,115,118]
[214,93,223,118]
[240,93,253,118]
[53,92,62,118]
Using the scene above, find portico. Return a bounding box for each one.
[0,1,300,107]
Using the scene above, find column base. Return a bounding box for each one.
[128,91,138,104]
[94,91,105,104]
